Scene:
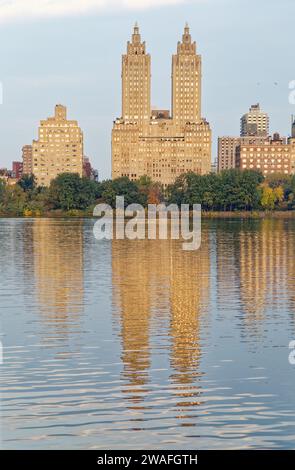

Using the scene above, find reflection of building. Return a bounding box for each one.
[112,232,210,405]
[237,219,295,332]
[32,219,84,338]
[112,239,153,401]
[112,24,211,186]
[32,104,84,186]
[169,237,209,387]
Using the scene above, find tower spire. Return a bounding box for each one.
[132,21,141,45]
[134,22,139,35]
[182,22,192,44]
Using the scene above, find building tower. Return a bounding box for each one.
[122,23,151,123]
[240,103,269,137]
[112,24,211,185]
[172,23,201,125]
[22,145,33,175]
[32,104,84,187]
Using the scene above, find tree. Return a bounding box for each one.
[18,174,36,192]
[260,185,276,210]
[49,173,98,211]
[0,179,6,201]
[102,177,147,207]
[136,175,163,205]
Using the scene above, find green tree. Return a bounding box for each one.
[18,174,36,192]
[102,177,147,207]
[49,173,98,211]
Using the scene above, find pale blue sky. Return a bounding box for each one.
[0,0,294,179]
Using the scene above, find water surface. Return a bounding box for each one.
[1,218,295,449]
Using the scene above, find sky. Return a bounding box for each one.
[0,0,294,179]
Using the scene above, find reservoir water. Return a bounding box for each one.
[1,218,295,449]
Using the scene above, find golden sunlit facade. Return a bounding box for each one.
[236,134,295,176]
[32,104,84,187]
[112,24,211,187]
[22,145,33,175]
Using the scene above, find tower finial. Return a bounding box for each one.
[134,22,139,33]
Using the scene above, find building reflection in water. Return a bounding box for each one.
[112,231,210,411]
[217,218,295,336]
[169,235,209,416]
[32,219,84,343]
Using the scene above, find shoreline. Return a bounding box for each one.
[1,210,295,219]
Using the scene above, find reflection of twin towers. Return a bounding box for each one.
[112,237,210,393]
[28,219,295,380]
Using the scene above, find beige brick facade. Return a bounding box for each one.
[32,105,83,187]
[22,145,33,175]
[112,24,211,187]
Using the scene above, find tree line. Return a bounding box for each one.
[1,169,295,216]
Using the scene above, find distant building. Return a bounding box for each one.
[12,161,23,180]
[83,156,98,181]
[151,109,170,120]
[236,133,295,175]
[292,115,295,138]
[112,24,211,187]
[218,136,268,172]
[32,104,83,186]
[22,145,33,175]
[0,168,18,186]
[240,103,269,137]
[211,159,218,173]
[218,137,240,171]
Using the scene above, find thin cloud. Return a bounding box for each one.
[0,0,189,23]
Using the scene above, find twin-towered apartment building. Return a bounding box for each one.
[111,24,211,186]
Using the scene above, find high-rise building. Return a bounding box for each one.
[218,136,268,172]
[122,22,151,124]
[292,115,295,138]
[22,145,33,175]
[172,23,201,126]
[32,105,83,187]
[240,103,269,137]
[112,24,211,187]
